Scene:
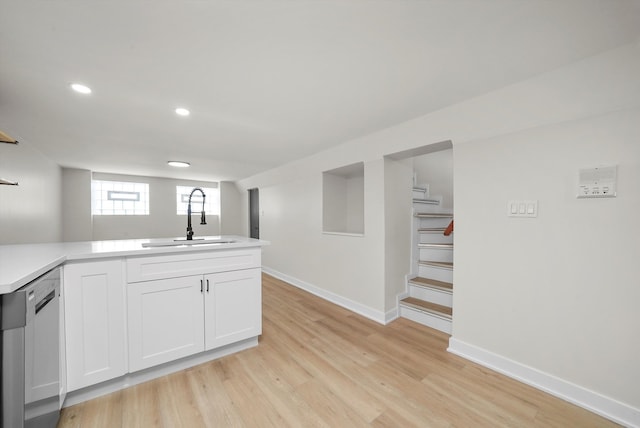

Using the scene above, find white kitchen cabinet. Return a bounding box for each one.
[126,248,261,283]
[128,269,262,372]
[205,268,262,349]
[63,259,126,392]
[127,276,205,372]
[126,248,262,372]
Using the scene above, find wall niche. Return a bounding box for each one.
[322,162,364,235]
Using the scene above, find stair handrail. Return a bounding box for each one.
[444,220,454,236]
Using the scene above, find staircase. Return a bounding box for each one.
[399,186,453,334]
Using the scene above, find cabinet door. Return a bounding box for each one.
[128,276,204,372]
[204,268,262,350]
[63,260,126,391]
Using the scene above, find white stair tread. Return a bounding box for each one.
[400,297,452,319]
[414,213,453,218]
[413,198,440,205]
[418,243,453,249]
[419,260,453,270]
[413,187,428,192]
[409,276,453,292]
[418,227,447,233]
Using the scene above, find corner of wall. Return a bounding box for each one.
[62,168,93,242]
[0,140,63,244]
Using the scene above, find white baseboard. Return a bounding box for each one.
[384,307,399,324]
[448,337,639,428]
[262,266,390,325]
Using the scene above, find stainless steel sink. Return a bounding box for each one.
[141,238,236,248]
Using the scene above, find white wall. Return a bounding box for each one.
[346,174,364,234]
[454,108,640,411]
[62,168,92,241]
[255,160,387,319]
[219,181,244,236]
[322,172,348,233]
[61,171,221,241]
[0,140,62,244]
[237,41,640,423]
[384,157,413,313]
[92,172,220,240]
[413,149,453,210]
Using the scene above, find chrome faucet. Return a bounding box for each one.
[186,187,207,240]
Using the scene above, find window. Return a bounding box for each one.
[176,186,220,215]
[92,180,149,215]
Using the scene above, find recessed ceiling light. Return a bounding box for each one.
[70,83,92,94]
[175,107,190,116]
[168,161,190,168]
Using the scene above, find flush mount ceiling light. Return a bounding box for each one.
[70,83,92,94]
[168,161,190,168]
[175,107,190,116]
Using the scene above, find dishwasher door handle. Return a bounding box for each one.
[35,290,56,314]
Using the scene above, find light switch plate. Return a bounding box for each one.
[508,200,538,217]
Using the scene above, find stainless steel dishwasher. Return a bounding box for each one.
[1,266,61,428]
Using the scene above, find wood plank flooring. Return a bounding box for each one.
[57,273,618,427]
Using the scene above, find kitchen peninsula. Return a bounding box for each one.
[0,236,268,406]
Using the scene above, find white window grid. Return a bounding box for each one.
[176,186,219,215]
[92,180,149,215]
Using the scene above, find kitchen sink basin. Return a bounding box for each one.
[142,238,236,248]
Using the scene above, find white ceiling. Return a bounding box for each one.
[2,1,640,182]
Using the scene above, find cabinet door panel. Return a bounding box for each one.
[63,260,126,391]
[205,268,262,349]
[128,276,204,372]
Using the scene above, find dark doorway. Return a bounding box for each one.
[249,188,259,239]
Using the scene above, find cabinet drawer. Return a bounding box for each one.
[126,248,261,283]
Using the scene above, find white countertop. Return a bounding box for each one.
[0,236,268,294]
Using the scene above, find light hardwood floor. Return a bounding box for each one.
[58,273,618,427]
